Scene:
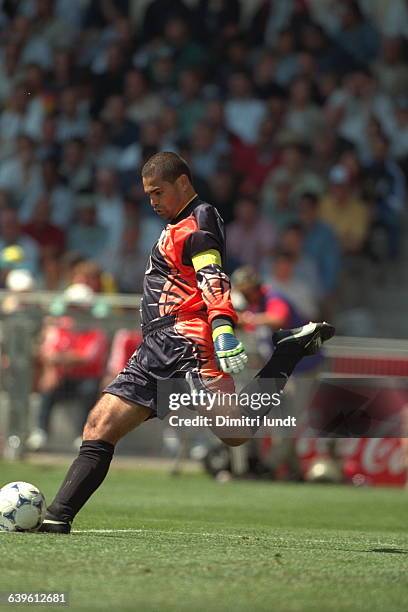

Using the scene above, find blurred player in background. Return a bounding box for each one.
[39,152,334,533]
[27,283,108,452]
[232,264,305,360]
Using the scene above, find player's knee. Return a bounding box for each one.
[82,396,118,442]
[82,393,151,444]
[82,407,106,441]
[221,437,248,447]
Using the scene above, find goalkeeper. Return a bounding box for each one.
[40,152,334,533]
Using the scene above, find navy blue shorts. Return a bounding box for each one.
[103,314,234,418]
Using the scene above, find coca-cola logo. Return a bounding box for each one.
[360,438,406,475]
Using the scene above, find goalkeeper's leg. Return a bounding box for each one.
[39,394,153,533]
[193,322,335,445]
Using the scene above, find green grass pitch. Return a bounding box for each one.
[0,460,407,612]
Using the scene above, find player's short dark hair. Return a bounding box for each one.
[141,151,192,184]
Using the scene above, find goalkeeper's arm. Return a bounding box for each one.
[192,249,248,374]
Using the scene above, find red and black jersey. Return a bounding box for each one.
[105,196,237,414]
[140,196,237,329]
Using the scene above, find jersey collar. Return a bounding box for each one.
[170,194,199,224]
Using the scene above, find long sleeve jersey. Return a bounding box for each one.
[140,195,238,329]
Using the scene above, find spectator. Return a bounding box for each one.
[110,220,146,294]
[59,138,93,193]
[0,84,43,158]
[147,48,176,94]
[390,97,408,163]
[335,1,380,66]
[0,207,40,276]
[102,94,139,149]
[207,169,238,225]
[173,69,206,139]
[325,69,394,156]
[84,0,129,29]
[22,62,48,135]
[266,174,298,231]
[204,98,229,137]
[309,130,339,178]
[202,98,231,152]
[298,192,341,296]
[319,165,370,254]
[193,0,240,42]
[268,249,319,320]
[273,28,300,87]
[117,120,163,190]
[373,36,408,98]
[261,142,324,221]
[91,44,128,116]
[51,48,76,92]
[338,147,364,194]
[284,76,323,144]
[299,22,346,75]
[20,157,74,229]
[214,36,250,90]
[36,115,61,161]
[190,121,229,181]
[93,167,125,271]
[253,51,282,100]
[124,69,163,124]
[277,223,322,300]
[31,0,75,51]
[22,194,65,260]
[56,86,89,142]
[163,17,206,76]
[86,119,120,170]
[160,105,180,151]
[363,132,406,259]
[110,17,137,60]
[141,0,192,43]
[226,196,275,271]
[11,15,53,69]
[225,72,266,145]
[0,41,21,106]
[67,194,109,264]
[250,4,295,48]
[360,0,408,39]
[231,116,281,188]
[0,134,42,206]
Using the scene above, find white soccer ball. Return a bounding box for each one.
[0,481,46,532]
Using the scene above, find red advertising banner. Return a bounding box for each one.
[296,437,407,487]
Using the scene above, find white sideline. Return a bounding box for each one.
[70,529,341,546]
[72,528,245,538]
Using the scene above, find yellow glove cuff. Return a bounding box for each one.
[212,325,234,341]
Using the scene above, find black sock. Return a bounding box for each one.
[47,439,114,523]
[254,344,303,385]
[239,344,304,420]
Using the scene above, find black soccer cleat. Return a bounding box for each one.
[273,321,335,356]
[38,517,71,534]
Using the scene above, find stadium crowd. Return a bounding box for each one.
[0,0,407,325]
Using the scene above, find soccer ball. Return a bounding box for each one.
[0,481,46,532]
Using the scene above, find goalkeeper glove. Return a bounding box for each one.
[213,325,248,374]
